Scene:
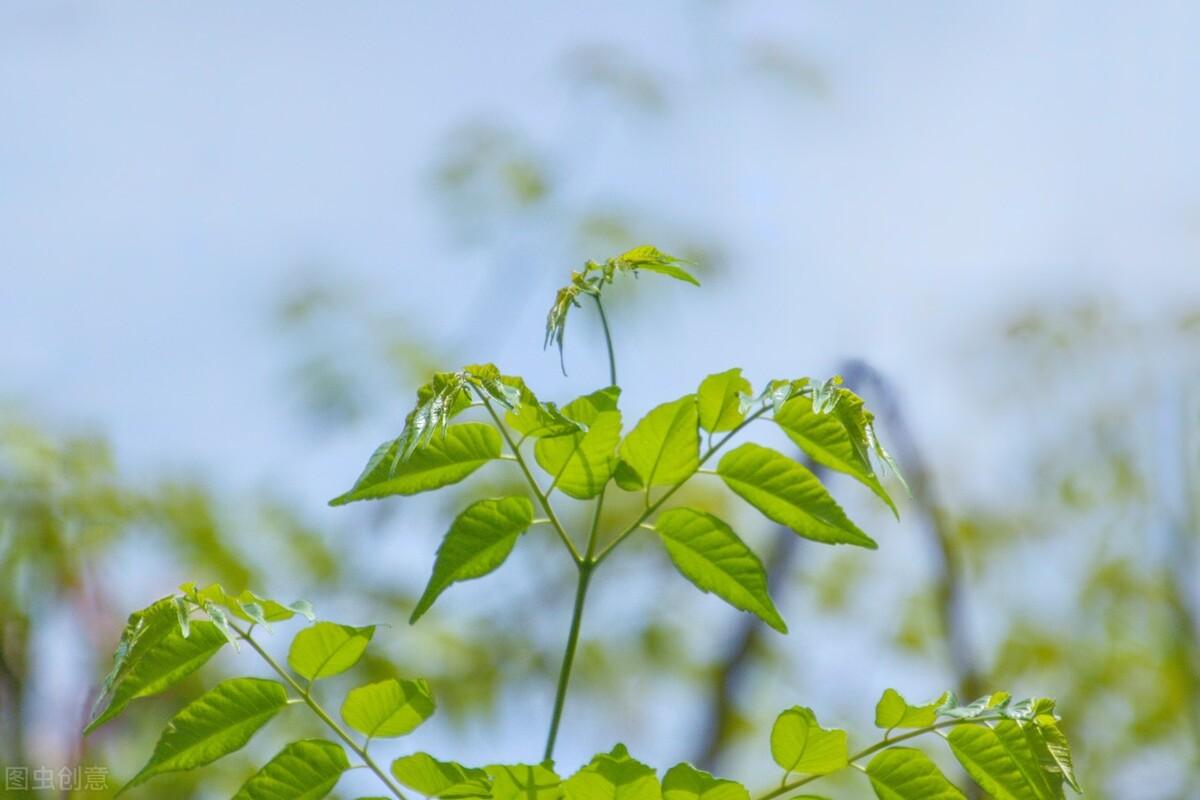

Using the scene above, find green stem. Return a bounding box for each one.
[543,489,608,762]
[478,392,582,563]
[230,620,407,800]
[594,406,771,565]
[755,717,1006,800]
[592,294,617,387]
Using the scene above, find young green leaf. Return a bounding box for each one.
[121,678,288,792]
[697,369,752,434]
[614,245,700,286]
[505,377,581,439]
[287,622,375,681]
[661,763,749,800]
[654,508,786,633]
[770,706,848,776]
[865,748,966,800]
[410,496,535,623]
[618,395,700,489]
[391,753,491,798]
[341,678,436,739]
[233,739,349,800]
[562,744,661,800]
[717,443,876,548]
[331,423,502,505]
[486,763,563,800]
[947,723,1048,800]
[87,599,228,733]
[993,721,1065,799]
[874,689,951,731]
[773,392,898,516]
[535,388,622,499]
[1034,716,1079,793]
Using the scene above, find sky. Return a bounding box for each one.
[2,1,1199,794]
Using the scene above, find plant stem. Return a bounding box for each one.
[754,717,1005,800]
[543,488,607,762]
[594,406,771,565]
[478,393,582,563]
[230,620,407,800]
[543,561,594,762]
[592,294,617,387]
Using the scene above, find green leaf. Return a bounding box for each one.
[874,689,951,731]
[341,678,436,739]
[947,723,1048,800]
[505,378,581,439]
[287,622,374,681]
[615,245,700,286]
[618,395,699,489]
[717,443,876,548]
[486,763,562,800]
[865,748,966,800]
[770,707,848,776]
[562,744,661,800]
[697,369,752,434]
[1034,716,1079,793]
[87,598,228,733]
[330,423,502,505]
[410,497,535,623]
[774,392,898,516]
[994,721,1065,799]
[391,753,491,798]
[654,508,786,633]
[535,388,622,499]
[233,739,349,800]
[121,678,288,792]
[661,763,748,800]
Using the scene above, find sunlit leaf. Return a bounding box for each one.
[718,443,876,548]
[618,395,699,489]
[563,744,661,800]
[341,678,436,739]
[865,747,966,800]
[654,508,786,633]
[773,392,898,516]
[535,388,622,499]
[122,678,288,792]
[661,763,748,800]
[770,706,848,776]
[391,753,491,798]
[947,723,1047,800]
[287,622,374,681]
[697,369,752,434]
[87,599,228,733]
[486,763,562,800]
[411,497,535,623]
[874,689,950,731]
[233,739,349,800]
[1034,716,1079,793]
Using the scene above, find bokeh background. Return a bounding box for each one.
[3,3,1199,798]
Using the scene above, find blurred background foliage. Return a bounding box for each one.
[2,3,1198,799]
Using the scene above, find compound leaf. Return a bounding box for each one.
[391,753,491,798]
[697,369,751,434]
[947,723,1045,800]
[330,423,501,505]
[288,622,374,681]
[661,763,749,800]
[122,678,288,792]
[486,763,562,800]
[563,744,661,800]
[654,508,786,633]
[770,707,848,776]
[341,678,436,739]
[619,395,699,489]
[874,689,951,731]
[718,443,876,548]
[87,598,228,733]
[233,739,349,800]
[773,393,897,516]
[411,497,535,623]
[865,748,966,800]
